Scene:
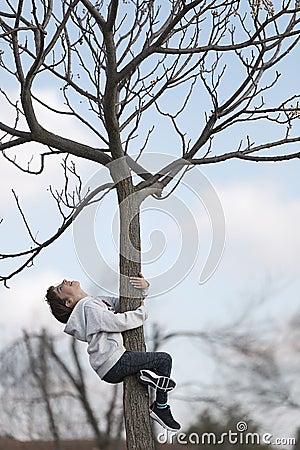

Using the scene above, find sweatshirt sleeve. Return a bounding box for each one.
[102,295,120,312]
[141,284,149,298]
[84,304,148,335]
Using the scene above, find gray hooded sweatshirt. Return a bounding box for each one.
[64,292,148,378]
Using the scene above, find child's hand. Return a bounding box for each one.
[130,272,149,290]
[140,299,145,306]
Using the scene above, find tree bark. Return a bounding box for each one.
[116,176,155,450]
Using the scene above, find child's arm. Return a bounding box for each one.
[85,301,148,335]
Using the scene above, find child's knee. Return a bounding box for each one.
[162,352,172,369]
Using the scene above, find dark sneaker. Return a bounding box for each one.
[139,369,176,392]
[150,403,181,432]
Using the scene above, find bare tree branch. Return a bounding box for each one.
[0,182,114,286]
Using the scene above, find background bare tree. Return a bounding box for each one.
[148,291,300,440]
[1,1,300,448]
[0,332,123,449]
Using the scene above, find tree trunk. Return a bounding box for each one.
[24,333,62,450]
[116,176,155,450]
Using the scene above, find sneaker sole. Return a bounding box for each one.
[150,409,181,432]
[139,370,176,392]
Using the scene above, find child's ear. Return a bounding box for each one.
[65,297,73,308]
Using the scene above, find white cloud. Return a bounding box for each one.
[0,270,66,345]
[136,176,300,289]
[0,88,100,209]
[218,181,300,275]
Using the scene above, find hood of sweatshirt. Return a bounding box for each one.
[64,296,97,342]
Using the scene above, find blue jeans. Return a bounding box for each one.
[103,350,172,404]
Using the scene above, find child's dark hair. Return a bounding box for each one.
[45,286,73,324]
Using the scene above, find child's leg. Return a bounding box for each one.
[103,351,172,405]
[103,350,172,387]
[103,351,181,431]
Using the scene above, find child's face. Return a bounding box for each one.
[54,279,83,307]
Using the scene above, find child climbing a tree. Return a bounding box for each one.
[45,273,181,432]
